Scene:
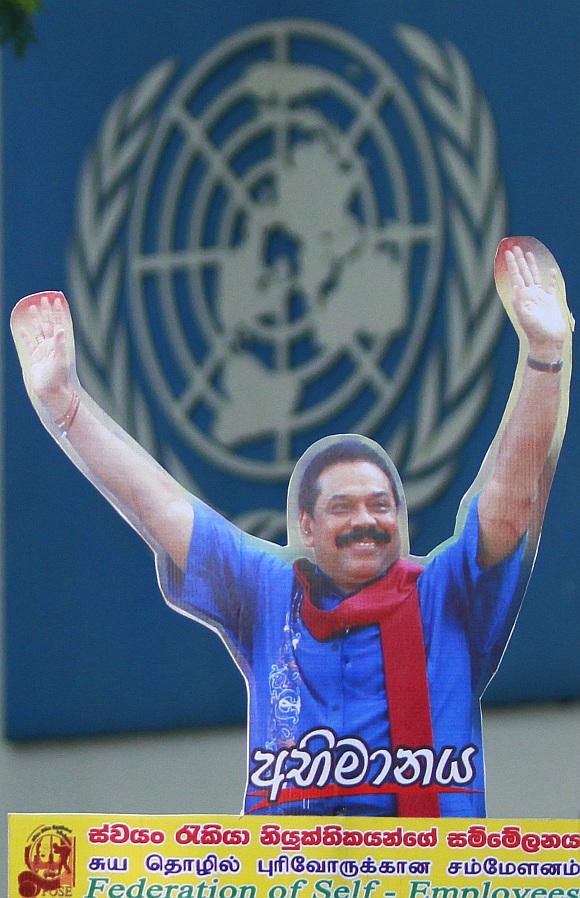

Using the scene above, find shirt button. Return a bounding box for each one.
[331,704,340,712]
[332,643,339,652]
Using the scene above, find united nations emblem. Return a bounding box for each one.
[69,20,506,537]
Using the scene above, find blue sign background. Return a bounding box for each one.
[3,0,579,739]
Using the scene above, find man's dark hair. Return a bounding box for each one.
[298,439,401,516]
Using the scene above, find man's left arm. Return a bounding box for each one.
[477,244,572,569]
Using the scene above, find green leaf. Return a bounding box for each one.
[0,0,42,57]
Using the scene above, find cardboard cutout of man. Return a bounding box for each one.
[11,239,572,818]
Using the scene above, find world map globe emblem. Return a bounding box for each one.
[128,20,446,479]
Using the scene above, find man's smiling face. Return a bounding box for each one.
[299,459,401,593]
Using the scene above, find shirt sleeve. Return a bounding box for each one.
[419,496,526,694]
[156,500,289,661]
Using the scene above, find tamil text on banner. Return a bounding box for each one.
[8,815,580,898]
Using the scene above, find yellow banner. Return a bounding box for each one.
[8,815,580,898]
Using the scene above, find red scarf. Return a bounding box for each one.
[295,558,440,818]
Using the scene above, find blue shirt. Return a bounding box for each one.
[160,498,523,817]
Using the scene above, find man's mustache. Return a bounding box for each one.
[335,526,391,548]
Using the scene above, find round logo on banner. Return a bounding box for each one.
[70,19,506,530]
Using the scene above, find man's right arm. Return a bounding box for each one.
[12,291,194,570]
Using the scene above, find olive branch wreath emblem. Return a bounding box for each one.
[68,25,506,539]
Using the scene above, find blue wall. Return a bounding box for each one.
[3,0,579,738]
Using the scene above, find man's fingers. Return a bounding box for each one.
[54,296,67,330]
[40,294,55,339]
[29,304,45,341]
[513,245,534,286]
[19,326,36,354]
[526,251,541,285]
[505,250,524,290]
[37,301,52,340]
[54,327,67,354]
[22,297,68,358]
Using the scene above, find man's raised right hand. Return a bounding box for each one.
[12,291,77,422]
